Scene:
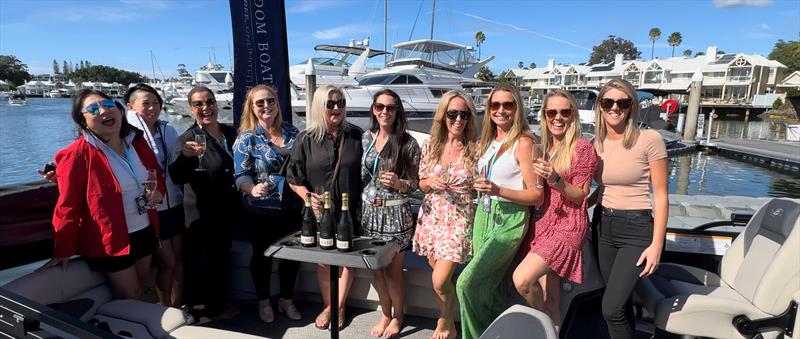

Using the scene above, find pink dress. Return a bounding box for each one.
[522,138,597,283]
[413,140,476,263]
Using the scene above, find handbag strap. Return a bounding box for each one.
[329,134,346,193]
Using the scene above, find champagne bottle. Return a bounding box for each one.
[300,192,317,247]
[336,193,353,252]
[318,191,335,250]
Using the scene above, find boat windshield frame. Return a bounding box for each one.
[387,40,477,73]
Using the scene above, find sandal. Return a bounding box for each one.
[337,309,346,330]
[315,310,330,330]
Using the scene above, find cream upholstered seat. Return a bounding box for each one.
[638,198,800,339]
[479,304,558,339]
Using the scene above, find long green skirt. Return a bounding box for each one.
[456,199,529,339]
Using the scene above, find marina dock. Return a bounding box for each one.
[702,138,800,172]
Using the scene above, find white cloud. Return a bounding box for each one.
[118,0,169,10]
[713,0,773,8]
[287,0,346,14]
[754,23,769,30]
[456,11,591,52]
[312,24,369,40]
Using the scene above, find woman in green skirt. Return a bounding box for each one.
[456,83,544,339]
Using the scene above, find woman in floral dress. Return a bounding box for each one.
[414,90,479,339]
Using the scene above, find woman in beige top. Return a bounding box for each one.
[592,79,668,339]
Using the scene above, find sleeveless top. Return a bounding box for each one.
[477,138,522,202]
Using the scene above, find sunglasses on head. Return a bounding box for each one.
[191,98,217,108]
[599,98,633,110]
[326,99,346,109]
[446,110,470,120]
[373,103,398,113]
[490,101,516,111]
[83,99,117,115]
[544,109,572,118]
[254,97,276,108]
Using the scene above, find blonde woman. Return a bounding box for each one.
[288,85,363,330]
[415,90,479,339]
[592,79,668,339]
[513,90,597,334]
[456,83,544,339]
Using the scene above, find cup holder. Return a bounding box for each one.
[360,249,377,256]
[281,240,297,247]
[369,240,387,247]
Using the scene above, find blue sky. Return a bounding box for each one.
[1,0,798,78]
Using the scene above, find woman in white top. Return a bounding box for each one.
[455,83,544,339]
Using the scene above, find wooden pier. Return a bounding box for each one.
[702,138,800,172]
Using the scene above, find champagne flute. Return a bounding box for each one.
[194,134,207,172]
[438,162,451,190]
[313,185,326,220]
[378,157,395,190]
[532,144,546,189]
[143,169,158,208]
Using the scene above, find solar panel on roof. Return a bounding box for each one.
[714,54,736,64]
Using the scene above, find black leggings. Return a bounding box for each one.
[596,208,653,339]
[247,209,301,301]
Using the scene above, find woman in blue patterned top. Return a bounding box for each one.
[232,85,302,324]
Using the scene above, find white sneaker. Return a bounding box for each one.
[278,298,302,320]
[258,300,275,323]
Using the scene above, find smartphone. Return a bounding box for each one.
[43,163,56,173]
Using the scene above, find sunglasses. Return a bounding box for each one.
[83,99,117,115]
[373,103,398,113]
[490,101,516,111]
[599,98,633,110]
[191,98,217,108]
[254,97,276,108]
[326,99,346,109]
[544,109,573,118]
[446,110,470,120]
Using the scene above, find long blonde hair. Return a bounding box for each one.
[428,90,479,168]
[593,79,640,153]
[479,83,535,154]
[540,90,581,176]
[238,84,282,133]
[306,85,346,142]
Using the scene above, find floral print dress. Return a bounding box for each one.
[413,140,476,263]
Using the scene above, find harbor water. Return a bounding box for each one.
[1,98,798,198]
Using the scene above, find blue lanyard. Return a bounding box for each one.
[103,141,141,190]
[363,131,380,179]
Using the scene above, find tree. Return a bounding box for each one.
[529,62,536,69]
[588,35,641,65]
[772,98,784,109]
[63,60,70,75]
[177,64,191,78]
[475,31,486,60]
[0,55,32,87]
[518,61,524,69]
[52,59,60,74]
[694,51,706,57]
[768,39,800,74]
[476,65,495,82]
[79,60,85,70]
[667,32,682,57]
[68,64,146,85]
[648,27,661,59]
[683,49,692,57]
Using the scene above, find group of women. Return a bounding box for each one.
[43,78,667,339]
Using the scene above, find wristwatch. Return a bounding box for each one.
[551,172,562,185]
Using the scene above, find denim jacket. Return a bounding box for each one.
[233,122,300,208]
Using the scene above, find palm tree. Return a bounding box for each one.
[475,31,486,60]
[648,27,661,59]
[518,61,524,69]
[529,62,536,69]
[667,32,683,57]
[682,49,692,58]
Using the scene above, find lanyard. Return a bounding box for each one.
[363,131,381,179]
[486,136,510,179]
[103,141,141,190]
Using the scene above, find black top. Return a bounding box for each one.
[287,122,364,228]
[169,123,240,225]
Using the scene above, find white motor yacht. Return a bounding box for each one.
[290,39,389,89]
[7,93,26,106]
[46,89,63,98]
[165,63,234,122]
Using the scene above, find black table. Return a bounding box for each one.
[265,232,399,339]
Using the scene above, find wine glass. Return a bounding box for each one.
[314,185,326,220]
[194,134,207,172]
[532,144,546,189]
[378,157,395,189]
[143,169,158,208]
[438,162,451,190]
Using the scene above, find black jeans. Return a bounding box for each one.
[183,217,233,316]
[597,207,653,339]
[246,209,301,301]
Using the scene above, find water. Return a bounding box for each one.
[1,98,798,198]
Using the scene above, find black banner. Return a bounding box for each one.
[229,0,292,127]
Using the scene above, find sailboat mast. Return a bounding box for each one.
[384,0,388,66]
[150,50,157,81]
[429,0,435,40]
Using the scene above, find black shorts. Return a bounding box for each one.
[158,206,186,240]
[86,225,158,273]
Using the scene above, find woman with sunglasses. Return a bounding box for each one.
[415,90,479,339]
[232,85,302,323]
[41,89,165,301]
[512,90,597,334]
[359,89,421,338]
[288,85,363,330]
[456,83,543,339]
[592,79,668,339]
[169,86,241,319]
[123,84,185,307]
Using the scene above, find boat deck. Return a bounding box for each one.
[703,138,800,171]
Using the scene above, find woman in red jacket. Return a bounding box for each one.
[39,89,165,300]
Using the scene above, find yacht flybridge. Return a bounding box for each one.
[290,40,390,89]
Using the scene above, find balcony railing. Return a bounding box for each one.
[726,75,751,83]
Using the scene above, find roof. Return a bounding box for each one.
[392,39,468,51]
[314,44,389,57]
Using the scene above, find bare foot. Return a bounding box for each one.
[432,318,456,339]
[382,317,403,338]
[371,314,392,337]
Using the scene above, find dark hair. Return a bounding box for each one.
[124,83,164,107]
[187,85,215,102]
[71,89,132,141]
[369,89,414,178]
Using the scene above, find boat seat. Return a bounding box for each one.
[479,304,558,339]
[637,198,800,339]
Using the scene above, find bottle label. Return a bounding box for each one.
[319,237,334,247]
[301,235,315,244]
[336,240,350,249]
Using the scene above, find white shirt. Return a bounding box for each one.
[478,138,522,202]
